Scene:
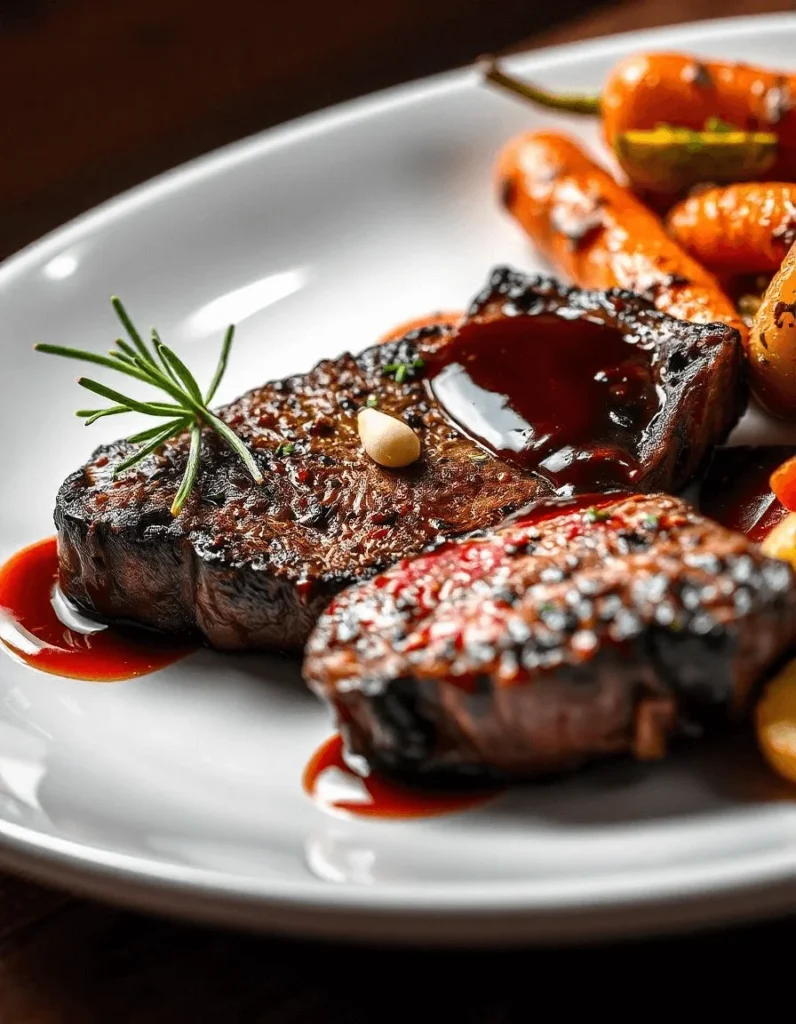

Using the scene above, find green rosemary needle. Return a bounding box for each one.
[35,297,263,516]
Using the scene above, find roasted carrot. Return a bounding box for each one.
[377,311,461,345]
[495,131,745,334]
[601,53,796,182]
[667,183,796,274]
[483,54,796,194]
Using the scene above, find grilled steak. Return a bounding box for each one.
[304,494,796,780]
[55,268,745,651]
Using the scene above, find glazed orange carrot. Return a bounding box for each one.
[667,183,796,275]
[377,311,461,344]
[601,53,796,181]
[495,131,745,335]
[484,54,795,194]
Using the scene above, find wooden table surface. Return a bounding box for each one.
[1,0,793,1019]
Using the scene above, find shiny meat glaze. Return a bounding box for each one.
[55,268,745,652]
[304,495,796,780]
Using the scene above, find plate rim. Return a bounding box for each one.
[2,11,796,943]
[3,812,796,944]
[2,10,794,291]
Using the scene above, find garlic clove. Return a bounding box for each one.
[357,408,421,468]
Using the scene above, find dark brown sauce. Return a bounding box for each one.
[429,315,660,492]
[303,734,503,819]
[0,538,193,681]
[699,446,796,541]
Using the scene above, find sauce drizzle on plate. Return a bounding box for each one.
[0,537,193,681]
[304,734,503,819]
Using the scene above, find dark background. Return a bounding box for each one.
[4,0,789,263]
[3,0,789,261]
[0,0,754,262]
[3,0,610,261]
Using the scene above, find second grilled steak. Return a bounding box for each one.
[304,494,796,781]
[54,268,745,651]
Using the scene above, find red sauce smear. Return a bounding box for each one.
[500,491,624,532]
[429,314,659,492]
[304,734,503,819]
[699,446,796,541]
[0,538,192,681]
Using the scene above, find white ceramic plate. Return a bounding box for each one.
[2,13,796,946]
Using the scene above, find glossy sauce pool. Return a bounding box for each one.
[0,537,193,681]
[428,314,660,492]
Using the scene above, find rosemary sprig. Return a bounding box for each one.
[36,298,263,516]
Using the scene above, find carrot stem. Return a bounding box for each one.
[479,56,601,116]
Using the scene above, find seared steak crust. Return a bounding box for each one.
[55,269,745,651]
[304,495,796,780]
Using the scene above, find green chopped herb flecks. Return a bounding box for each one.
[365,395,379,408]
[35,299,262,516]
[642,513,661,530]
[584,507,611,523]
[383,357,425,384]
[275,441,296,457]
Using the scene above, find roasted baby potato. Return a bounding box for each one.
[757,658,796,784]
[748,240,796,417]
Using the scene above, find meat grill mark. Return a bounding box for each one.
[54,268,745,652]
[305,495,796,781]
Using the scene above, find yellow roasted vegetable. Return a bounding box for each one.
[757,659,796,784]
[748,240,796,418]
